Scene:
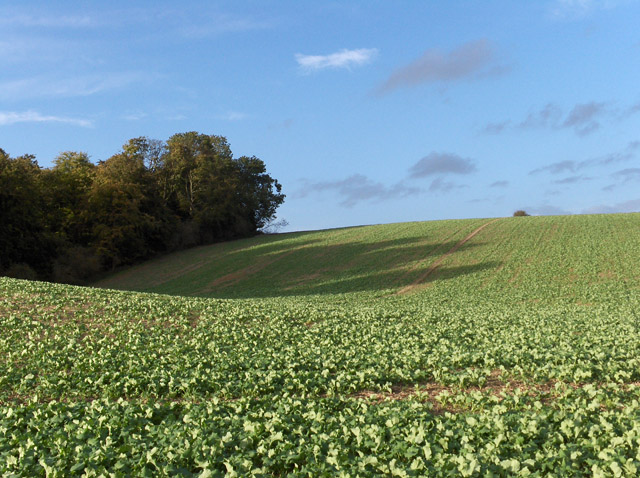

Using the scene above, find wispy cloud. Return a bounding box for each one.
[530,160,578,175]
[216,111,249,121]
[0,72,149,100]
[595,140,640,164]
[526,204,573,215]
[428,177,466,193]
[0,111,92,127]
[295,48,378,72]
[165,114,187,121]
[622,101,640,118]
[295,174,421,207]
[490,180,509,188]
[0,38,65,63]
[485,101,618,136]
[481,121,511,134]
[408,152,477,178]
[550,0,598,18]
[377,39,507,94]
[122,112,148,121]
[518,103,564,129]
[180,12,274,38]
[521,102,606,135]
[552,175,592,184]
[582,197,640,214]
[268,119,294,131]
[612,168,640,182]
[0,5,276,40]
[0,11,94,28]
[550,0,633,19]
[295,149,477,207]
[529,140,639,175]
[561,102,607,135]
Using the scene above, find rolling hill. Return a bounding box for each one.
[94,213,640,304]
[3,213,640,476]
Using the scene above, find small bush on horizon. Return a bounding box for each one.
[513,210,530,217]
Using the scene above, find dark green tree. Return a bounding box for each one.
[44,151,96,245]
[234,155,285,232]
[88,145,169,268]
[164,132,237,242]
[0,150,53,276]
[1,131,285,280]
[163,132,285,241]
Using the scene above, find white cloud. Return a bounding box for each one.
[0,111,92,127]
[295,48,378,72]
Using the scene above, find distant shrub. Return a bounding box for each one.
[513,210,530,217]
[53,246,102,285]
[261,218,289,234]
[3,263,39,280]
[173,221,200,249]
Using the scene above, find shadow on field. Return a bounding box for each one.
[190,231,497,298]
[281,261,501,297]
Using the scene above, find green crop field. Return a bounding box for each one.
[3,213,640,476]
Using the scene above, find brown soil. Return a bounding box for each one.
[348,370,600,414]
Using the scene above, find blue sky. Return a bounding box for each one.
[2,0,640,232]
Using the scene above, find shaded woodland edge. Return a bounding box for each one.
[0,132,285,284]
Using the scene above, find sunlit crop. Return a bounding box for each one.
[2,213,640,476]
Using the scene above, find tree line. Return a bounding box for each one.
[0,132,285,284]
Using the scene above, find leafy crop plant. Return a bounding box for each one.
[3,213,640,476]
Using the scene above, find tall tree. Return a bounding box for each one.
[88,145,169,268]
[234,155,285,232]
[163,132,285,241]
[44,151,96,245]
[0,150,52,274]
[164,132,233,218]
[164,132,237,241]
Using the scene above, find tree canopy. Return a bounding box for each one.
[0,133,285,283]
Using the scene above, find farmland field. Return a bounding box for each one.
[3,213,640,476]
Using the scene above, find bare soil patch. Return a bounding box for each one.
[348,370,602,414]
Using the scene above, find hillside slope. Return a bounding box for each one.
[4,212,640,475]
[94,213,640,303]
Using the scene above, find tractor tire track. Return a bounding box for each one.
[396,218,502,295]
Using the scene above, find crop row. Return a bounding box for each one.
[3,384,640,477]
[3,279,640,405]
